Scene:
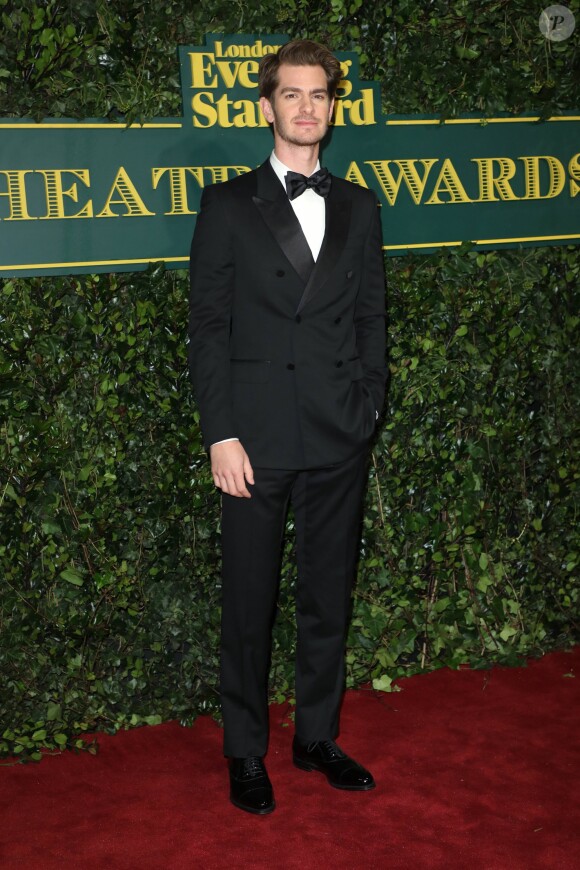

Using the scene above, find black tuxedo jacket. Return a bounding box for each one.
[188,160,387,470]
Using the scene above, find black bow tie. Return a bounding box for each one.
[285,168,332,200]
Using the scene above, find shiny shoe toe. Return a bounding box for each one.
[292,737,375,791]
[229,756,275,814]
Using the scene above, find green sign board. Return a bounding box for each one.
[1,33,579,277]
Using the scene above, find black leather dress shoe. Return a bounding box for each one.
[292,737,376,791]
[229,756,275,814]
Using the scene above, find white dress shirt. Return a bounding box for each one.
[269,150,326,261]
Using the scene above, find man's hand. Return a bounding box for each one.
[210,440,255,498]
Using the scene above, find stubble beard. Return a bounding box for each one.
[272,111,328,149]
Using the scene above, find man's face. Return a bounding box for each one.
[260,63,334,148]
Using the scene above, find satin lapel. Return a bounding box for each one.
[295,182,351,315]
[252,162,314,285]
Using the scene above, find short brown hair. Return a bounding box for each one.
[259,39,343,100]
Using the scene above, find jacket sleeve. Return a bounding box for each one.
[355,193,388,416]
[188,184,236,448]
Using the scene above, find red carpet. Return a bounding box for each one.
[1,648,578,869]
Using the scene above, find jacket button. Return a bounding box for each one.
[346,270,353,278]
[334,316,342,324]
[336,360,343,368]
[287,363,295,370]
[276,270,285,277]
[295,315,301,323]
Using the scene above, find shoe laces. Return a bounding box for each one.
[242,756,264,777]
[308,739,346,759]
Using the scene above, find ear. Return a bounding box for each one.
[260,96,275,125]
[328,97,335,123]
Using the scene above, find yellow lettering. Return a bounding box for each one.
[96,167,155,218]
[216,40,280,58]
[151,167,204,214]
[333,89,375,126]
[213,60,259,89]
[424,158,472,204]
[336,61,353,98]
[191,92,218,128]
[519,155,565,199]
[192,92,268,128]
[237,60,259,88]
[472,157,518,201]
[569,152,580,197]
[344,161,368,187]
[215,60,238,89]
[189,52,217,88]
[214,93,234,128]
[232,98,261,127]
[351,89,375,126]
[365,159,437,206]
[333,99,350,126]
[205,166,251,184]
[36,169,93,219]
[0,170,35,220]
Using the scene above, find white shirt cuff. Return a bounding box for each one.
[211,437,239,447]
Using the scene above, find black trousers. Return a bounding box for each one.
[220,449,369,758]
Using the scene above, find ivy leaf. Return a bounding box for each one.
[46,702,61,721]
[372,674,395,692]
[60,568,84,586]
[455,45,480,60]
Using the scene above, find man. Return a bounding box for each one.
[188,39,387,815]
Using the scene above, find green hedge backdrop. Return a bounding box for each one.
[1,0,578,760]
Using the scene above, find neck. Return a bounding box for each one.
[274,141,320,175]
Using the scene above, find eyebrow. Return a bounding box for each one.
[278,86,328,96]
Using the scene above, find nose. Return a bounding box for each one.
[300,94,315,113]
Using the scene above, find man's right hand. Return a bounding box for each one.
[210,440,255,498]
